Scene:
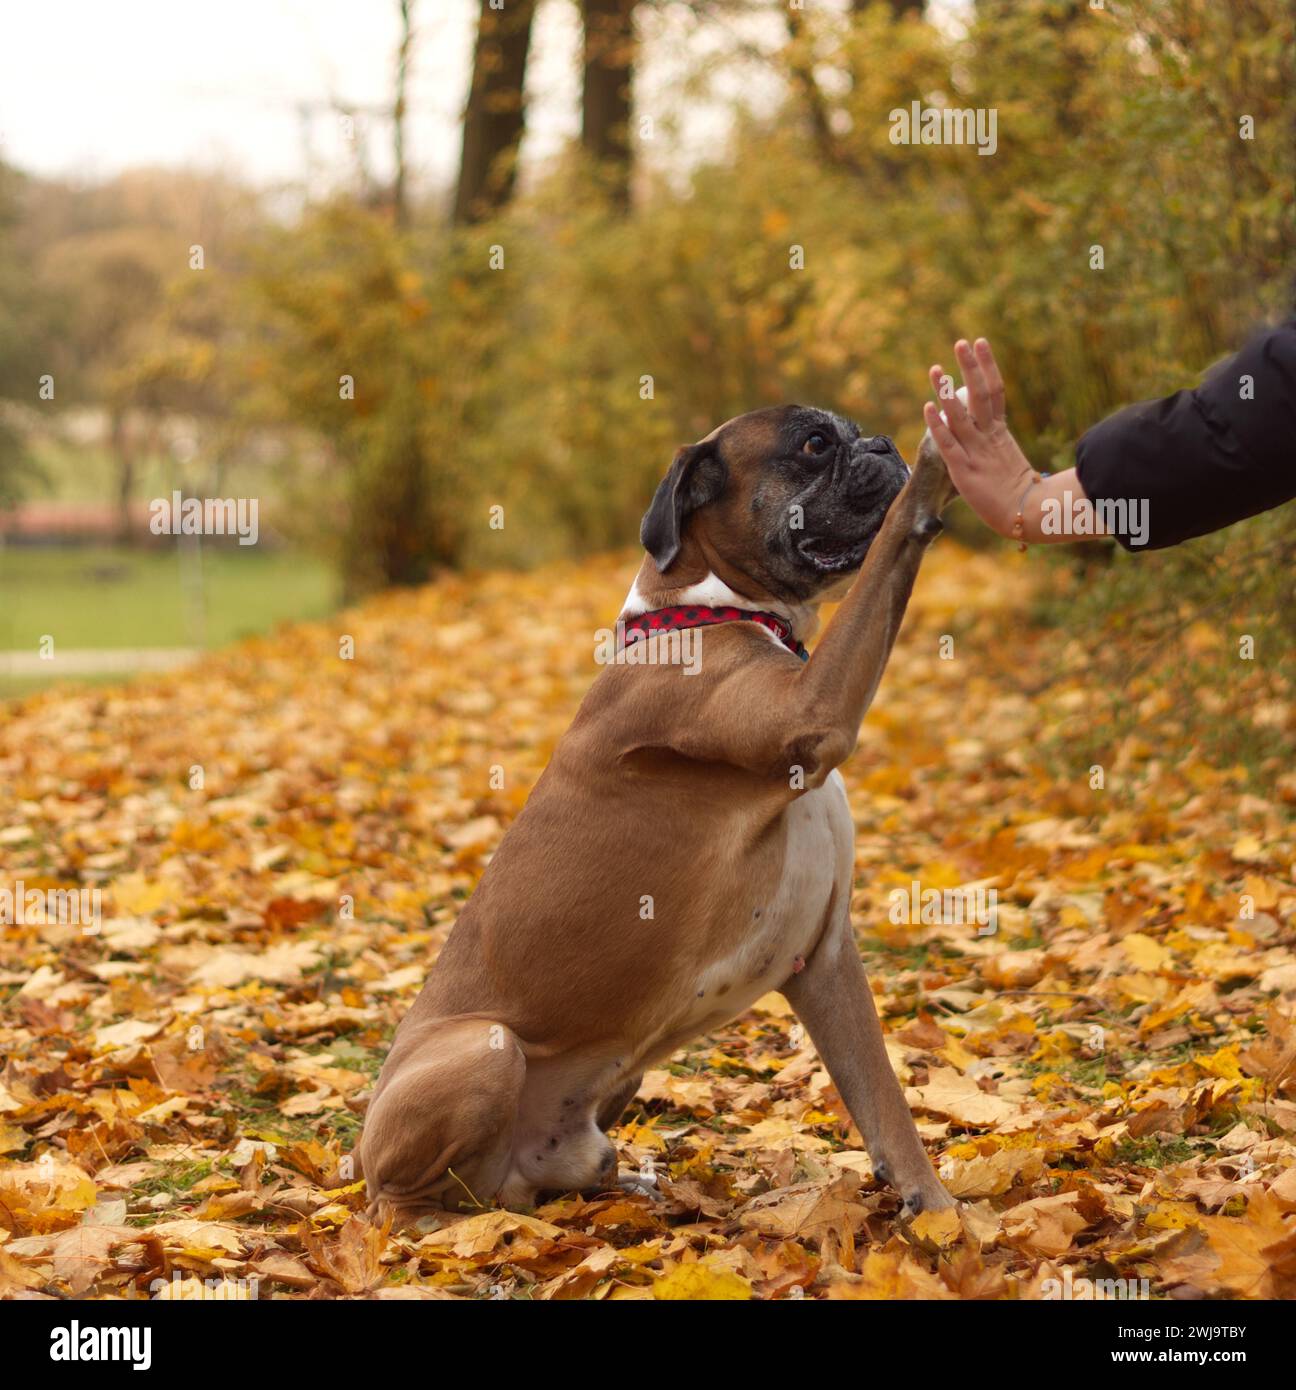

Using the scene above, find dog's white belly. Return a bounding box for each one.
[677,770,856,1039]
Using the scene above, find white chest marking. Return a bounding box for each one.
[620,571,817,651]
[692,770,855,1017]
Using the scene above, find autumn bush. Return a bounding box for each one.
[241,1,1292,596]
[1031,504,1296,782]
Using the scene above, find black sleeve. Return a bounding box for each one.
[1074,316,1296,550]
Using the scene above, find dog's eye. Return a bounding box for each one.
[802,432,832,456]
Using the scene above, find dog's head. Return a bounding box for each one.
[640,405,910,601]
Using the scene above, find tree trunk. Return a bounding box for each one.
[393,0,414,229]
[110,409,136,545]
[786,6,862,177]
[581,0,637,211]
[853,0,924,14]
[452,0,537,226]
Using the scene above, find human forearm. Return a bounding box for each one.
[1018,467,1111,544]
[1074,317,1296,550]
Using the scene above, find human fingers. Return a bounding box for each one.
[922,400,972,474]
[973,338,1006,421]
[929,363,978,447]
[955,339,994,430]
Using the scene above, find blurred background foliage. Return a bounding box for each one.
[0,0,1292,756]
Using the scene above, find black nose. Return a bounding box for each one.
[846,436,908,510]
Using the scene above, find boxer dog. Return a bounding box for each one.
[359,405,958,1224]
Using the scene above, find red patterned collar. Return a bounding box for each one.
[618,604,809,661]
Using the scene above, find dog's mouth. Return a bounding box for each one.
[796,533,873,574]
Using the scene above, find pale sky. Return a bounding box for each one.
[0,0,505,191]
[0,2,967,198]
[0,0,789,197]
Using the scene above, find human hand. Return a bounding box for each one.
[922,338,1038,540]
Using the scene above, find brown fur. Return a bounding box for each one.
[359,409,958,1225]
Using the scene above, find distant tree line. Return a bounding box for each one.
[0,0,1290,610]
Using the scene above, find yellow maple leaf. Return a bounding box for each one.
[107,874,171,916]
[1122,932,1172,971]
[653,1259,751,1301]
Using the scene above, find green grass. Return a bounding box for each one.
[1114,1135,1197,1169]
[136,1160,216,1198]
[1022,1055,1114,1090]
[0,544,338,695]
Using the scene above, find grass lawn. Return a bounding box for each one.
[0,544,338,696]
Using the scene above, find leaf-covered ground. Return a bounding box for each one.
[1,545,1294,1300]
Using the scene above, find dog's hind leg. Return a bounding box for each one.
[596,1071,644,1131]
[358,1015,526,1225]
[592,1070,657,1196]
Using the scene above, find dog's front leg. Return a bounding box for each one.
[777,432,956,1213]
[782,920,953,1214]
[791,429,958,777]
[665,429,957,782]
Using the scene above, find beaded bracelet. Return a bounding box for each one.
[1011,472,1042,551]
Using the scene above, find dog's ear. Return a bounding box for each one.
[640,442,725,572]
